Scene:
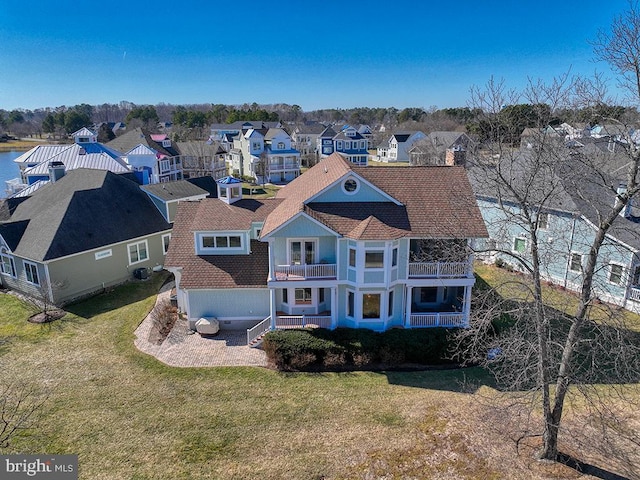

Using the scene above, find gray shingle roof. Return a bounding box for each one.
[0,169,171,261]
[141,180,209,201]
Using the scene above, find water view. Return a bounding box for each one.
[0,150,23,197]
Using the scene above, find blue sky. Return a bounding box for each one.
[0,0,628,111]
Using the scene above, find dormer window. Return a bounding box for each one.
[162,139,171,148]
[277,142,285,150]
[78,137,90,143]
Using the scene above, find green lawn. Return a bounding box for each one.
[0,271,633,479]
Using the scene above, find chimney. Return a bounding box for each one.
[616,183,631,218]
[445,146,466,166]
[48,161,65,183]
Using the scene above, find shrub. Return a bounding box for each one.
[263,327,459,371]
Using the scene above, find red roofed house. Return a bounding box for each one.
[164,153,488,343]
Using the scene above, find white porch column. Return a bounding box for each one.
[331,286,338,329]
[463,285,472,325]
[269,288,277,330]
[405,286,413,327]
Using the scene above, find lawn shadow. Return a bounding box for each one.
[64,273,169,319]
[382,366,495,394]
[558,453,632,480]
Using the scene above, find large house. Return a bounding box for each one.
[164,153,488,341]
[0,168,173,304]
[318,125,369,165]
[376,131,426,163]
[229,127,301,184]
[9,128,129,195]
[472,147,640,313]
[106,127,183,184]
[409,131,475,166]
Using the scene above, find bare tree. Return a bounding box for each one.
[0,381,48,449]
[458,4,640,472]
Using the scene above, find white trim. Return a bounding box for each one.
[568,252,582,273]
[304,172,403,206]
[261,211,340,239]
[512,236,527,254]
[127,239,150,266]
[287,238,319,265]
[197,232,244,253]
[0,252,16,278]
[608,262,625,286]
[342,178,360,195]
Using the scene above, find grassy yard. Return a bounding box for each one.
[0,271,635,479]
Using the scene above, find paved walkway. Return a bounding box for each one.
[134,281,268,367]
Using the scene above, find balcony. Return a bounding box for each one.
[275,315,333,329]
[268,161,299,172]
[408,261,472,279]
[274,264,337,281]
[408,312,467,328]
[629,286,640,302]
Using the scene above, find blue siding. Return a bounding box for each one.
[316,178,391,203]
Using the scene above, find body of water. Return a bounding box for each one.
[0,150,24,197]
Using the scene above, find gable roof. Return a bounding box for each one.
[0,169,171,261]
[261,153,353,237]
[106,127,179,157]
[261,152,487,239]
[22,143,129,177]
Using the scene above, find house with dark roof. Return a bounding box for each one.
[409,131,475,166]
[0,169,172,304]
[376,131,426,163]
[106,127,183,184]
[471,147,640,313]
[318,125,369,165]
[164,153,488,340]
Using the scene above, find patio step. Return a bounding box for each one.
[248,333,267,347]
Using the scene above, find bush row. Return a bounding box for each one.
[262,327,459,371]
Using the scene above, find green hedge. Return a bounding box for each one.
[262,328,459,371]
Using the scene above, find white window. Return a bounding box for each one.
[24,260,39,286]
[295,288,312,305]
[609,263,624,285]
[162,234,171,255]
[347,290,355,318]
[349,248,356,268]
[537,212,549,230]
[513,237,527,254]
[200,234,242,251]
[1,253,16,277]
[365,251,384,268]
[128,240,149,265]
[277,142,285,150]
[343,178,359,194]
[336,141,343,150]
[569,253,582,272]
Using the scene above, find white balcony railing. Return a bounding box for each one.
[274,264,337,281]
[629,286,640,302]
[247,316,271,345]
[275,315,332,329]
[408,313,467,328]
[408,261,472,278]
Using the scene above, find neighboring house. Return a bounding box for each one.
[106,127,183,184]
[471,148,640,313]
[317,125,369,165]
[13,128,129,189]
[165,153,488,341]
[409,131,475,166]
[230,127,301,184]
[0,168,172,304]
[210,121,282,142]
[291,123,325,156]
[376,131,426,163]
[176,141,228,180]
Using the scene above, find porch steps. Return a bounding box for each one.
[248,333,267,347]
